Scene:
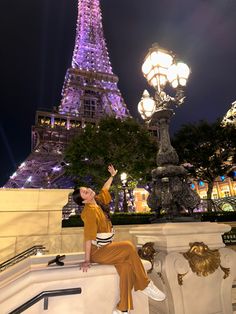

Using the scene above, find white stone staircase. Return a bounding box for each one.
[0,253,150,314]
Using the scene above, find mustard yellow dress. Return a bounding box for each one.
[81,188,149,312]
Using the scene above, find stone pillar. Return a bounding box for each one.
[130,222,236,314]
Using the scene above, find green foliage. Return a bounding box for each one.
[172,120,236,198]
[110,212,154,225]
[65,117,157,188]
[61,211,236,228]
[62,212,155,228]
[201,211,236,222]
[172,120,235,181]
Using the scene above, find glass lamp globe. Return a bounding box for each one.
[142,44,174,90]
[138,90,156,120]
[167,62,190,88]
[120,172,127,183]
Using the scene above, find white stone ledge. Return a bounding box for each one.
[130,222,231,252]
[0,253,151,314]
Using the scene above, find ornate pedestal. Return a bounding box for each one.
[130,223,236,314]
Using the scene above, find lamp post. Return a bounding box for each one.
[138,43,200,220]
[120,172,128,212]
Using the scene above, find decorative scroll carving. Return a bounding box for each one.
[178,272,188,286]
[183,242,230,279]
[138,242,156,273]
[155,259,165,284]
[220,265,230,279]
[173,254,191,286]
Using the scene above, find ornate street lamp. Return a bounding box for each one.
[138,43,200,220]
[120,172,128,212]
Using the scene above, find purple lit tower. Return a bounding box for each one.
[4,0,129,189]
[59,0,129,118]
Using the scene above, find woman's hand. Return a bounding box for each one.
[103,165,118,190]
[80,261,91,272]
[108,164,118,177]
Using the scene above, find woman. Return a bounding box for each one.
[72,165,165,314]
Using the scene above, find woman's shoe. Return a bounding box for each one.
[141,280,166,301]
[112,310,129,314]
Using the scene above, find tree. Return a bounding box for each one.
[65,117,158,210]
[172,120,236,211]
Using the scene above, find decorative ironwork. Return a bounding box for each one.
[147,109,200,219]
[139,44,200,219]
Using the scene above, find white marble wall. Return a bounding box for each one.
[0,189,70,262]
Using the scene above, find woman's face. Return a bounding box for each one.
[79,187,95,203]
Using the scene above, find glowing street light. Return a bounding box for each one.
[139,43,190,119]
[138,43,199,219]
[120,172,127,184]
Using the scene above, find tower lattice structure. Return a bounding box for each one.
[59,0,129,119]
[4,0,129,189]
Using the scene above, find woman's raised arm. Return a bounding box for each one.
[102,164,118,191]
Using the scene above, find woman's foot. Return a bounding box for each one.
[141,280,166,301]
[112,310,129,314]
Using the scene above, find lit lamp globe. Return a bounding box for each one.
[167,62,190,88]
[141,45,174,91]
[138,90,156,120]
[120,172,127,183]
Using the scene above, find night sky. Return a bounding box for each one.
[1,0,236,186]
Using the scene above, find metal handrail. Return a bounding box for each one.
[0,245,46,272]
[9,287,82,314]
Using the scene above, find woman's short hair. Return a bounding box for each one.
[72,189,84,206]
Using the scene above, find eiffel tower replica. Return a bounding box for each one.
[5,0,130,189]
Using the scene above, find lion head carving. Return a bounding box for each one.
[183,242,220,277]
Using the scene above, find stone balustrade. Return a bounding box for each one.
[130,223,236,314]
[0,253,150,314]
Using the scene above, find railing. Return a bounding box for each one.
[9,287,82,314]
[0,245,46,272]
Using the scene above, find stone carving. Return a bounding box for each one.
[172,253,191,286]
[138,242,156,273]
[177,272,188,286]
[220,265,230,279]
[154,259,165,284]
[183,242,230,278]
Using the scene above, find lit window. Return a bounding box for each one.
[83,98,96,118]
